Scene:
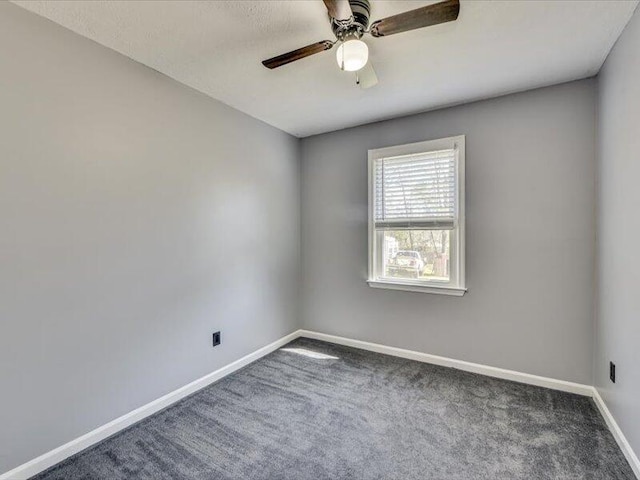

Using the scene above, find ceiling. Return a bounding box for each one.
[12,0,638,137]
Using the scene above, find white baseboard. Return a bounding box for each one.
[0,331,300,480]
[4,329,638,480]
[298,330,593,396]
[592,388,640,479]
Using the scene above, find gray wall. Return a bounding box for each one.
[596,5,640,458]
[0,3,299,474]
[301,80,597,385]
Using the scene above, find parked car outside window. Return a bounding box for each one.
[387,250,425,278]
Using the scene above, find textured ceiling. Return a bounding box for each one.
[12,0,639,137]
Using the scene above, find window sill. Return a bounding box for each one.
[367,280,467,296]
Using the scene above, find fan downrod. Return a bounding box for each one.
[330,0,371,41]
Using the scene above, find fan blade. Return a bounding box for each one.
[357,62,378,89]
[262,41,334,69]
[370,0,460,38]
[323,0,353,21]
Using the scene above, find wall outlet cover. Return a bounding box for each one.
[609,361,616,383]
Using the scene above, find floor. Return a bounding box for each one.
[33,337,635,480]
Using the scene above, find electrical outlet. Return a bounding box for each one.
[212,331,221,347]
[610,361,616,383]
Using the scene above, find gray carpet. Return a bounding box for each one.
[32,337,635,480]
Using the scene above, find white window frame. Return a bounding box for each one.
[367,135,466,296]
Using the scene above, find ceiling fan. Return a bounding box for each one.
[261,0,460,88]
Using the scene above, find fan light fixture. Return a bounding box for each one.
[336,39,368,72]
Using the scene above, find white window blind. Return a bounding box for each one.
[374,148,457,229]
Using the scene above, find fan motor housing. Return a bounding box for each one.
[331,0,371,40]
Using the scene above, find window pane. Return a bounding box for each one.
[380,230,450,282]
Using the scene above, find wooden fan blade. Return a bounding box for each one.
[262,41,334,69]
[370,0,459,38]
[323,0,353,21]
[357,62,378,89]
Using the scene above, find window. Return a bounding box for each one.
[367,136,466,296]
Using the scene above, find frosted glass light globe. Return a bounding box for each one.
[336,39,369,72]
